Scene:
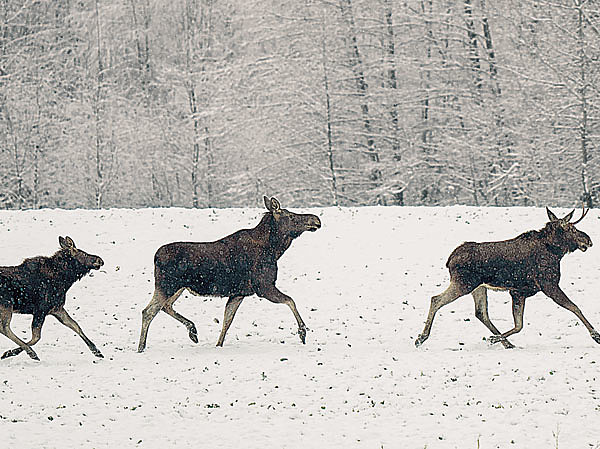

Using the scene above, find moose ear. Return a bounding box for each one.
[263,196,271,210]
[270,197,281,211]
[546,207,559,222]
[59,236,75,249]
[263,196,281,212]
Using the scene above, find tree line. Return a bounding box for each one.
[1,0,598,209]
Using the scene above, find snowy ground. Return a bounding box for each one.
[1,205,599,448]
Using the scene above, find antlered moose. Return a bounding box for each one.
[137,196,322,352]
[0,236,104,360]
[416,206,599,349]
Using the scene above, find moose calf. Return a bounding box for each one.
[138,196,322,352]
[416,207,599,349]
[0,236,104,360]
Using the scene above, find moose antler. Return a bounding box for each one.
[571,203,589,225]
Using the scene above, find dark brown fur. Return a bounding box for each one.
[416,207,599,348]
[137,196,321,352]
[0,236,104,360]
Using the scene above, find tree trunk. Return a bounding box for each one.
[420,0,432,145]
[383,0,403,205]
[576,1,591,207]
[129,0,152,91]
[464,0,482,95]
[94,0,104,209]
[480,0,500,96]
[383,0,399,154]
[320,12,338,206]
[188,84,201,209]
[338,0,381,203]
[339,0,378,163]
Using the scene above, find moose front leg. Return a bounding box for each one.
[2,313,46,359]
[541,284,600,344]
[216,295,244,347]
[472,286,514,349]
[259,286,308,344]
[51,307,104,358]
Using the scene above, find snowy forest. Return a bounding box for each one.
[1,0,599,209]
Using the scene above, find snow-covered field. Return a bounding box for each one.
[1,205,600,448]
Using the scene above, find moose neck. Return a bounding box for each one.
[539,226,570,258]
[253,213,294,261]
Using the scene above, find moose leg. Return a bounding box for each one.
[259,287,308,344]
[472,286,515,349]
[138,288,169,353]
[162,288,198,344]
[216,295,244,347]
[415,281,471,347]
[51,307,103,358]
[541,284,600,344]
[489,293,525,347]
[0,305,39,361]
[2,313,46,359]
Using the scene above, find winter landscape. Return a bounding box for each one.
[2,0,600,448]
[1,205,599,448]
[1,1,599,209]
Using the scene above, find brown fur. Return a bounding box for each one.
[415,207,598,349]
[137,196,321,352]
[0,236,104,361]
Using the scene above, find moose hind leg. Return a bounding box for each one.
[472,286,514,349]
[489,292,525,347]
[138,288,170,353]
[0,305,39,361]
[51,307,103,358]
[216,296,244,347]
[2,313,46,359]
[162,288,198,344]
[415,280,471,347]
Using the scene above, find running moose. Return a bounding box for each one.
[137,196,322,352]
[416,206,599,349]
[0,236,104,360]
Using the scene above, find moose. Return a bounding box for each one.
[137,196,322,352]
[0,236,104,361]
[415,206,599,349]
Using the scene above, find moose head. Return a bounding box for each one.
[264,196,321,238]
[59,236,104,270]
[545,206,592,253]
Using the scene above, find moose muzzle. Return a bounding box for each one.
[306,216,322,232]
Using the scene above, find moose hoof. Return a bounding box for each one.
[1,348,19,359]
[93,349,104,358]
[298,327,307,344]
[500,340,515,349]
[591,330,600,344]
[415,334,427,348]
[189,326,198,344]
[488,335,514,349]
